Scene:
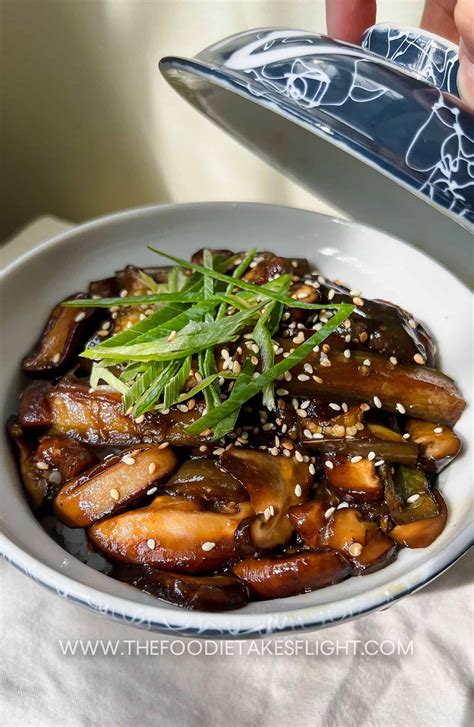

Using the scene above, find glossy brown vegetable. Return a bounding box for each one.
[320,508,397,574]
[220,447,312,549]
[88,496,254,573]
[243,254,310,286]
[114,565,249,611]
[23,294,96,376]
[7,417,98,509]
[405,419,461,473]
[323,457,383,501]
[288,498,327,548]
[55,444,177,527]
[17,381,211,447]
[232,551,351,599]
[296,402,364,439]
[282,346,465,427]
[302,438,418,465]
[112,265,155,333]
[382,464,439,525]
[164,458,248,504]
[390,491,447,548]
[88,277,118,299]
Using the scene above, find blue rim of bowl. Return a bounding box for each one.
[1,202,472,638]
[159,53,474,231]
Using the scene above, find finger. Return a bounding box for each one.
[326,0,377,44]
[455,0,474,108]
[420,0,459,42]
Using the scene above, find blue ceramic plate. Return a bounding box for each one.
[160,26,474,281]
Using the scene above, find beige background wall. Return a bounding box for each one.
[1,0,423,241]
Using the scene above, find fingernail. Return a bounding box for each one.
[457,53,474,109]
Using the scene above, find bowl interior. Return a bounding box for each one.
[0,202,471,635]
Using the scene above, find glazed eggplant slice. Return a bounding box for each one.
[390,491,448,548]
[55,444,177,527]
[302,438,418,465]
[232,551,351,600]
[88,496,254,573]
[288,498,327,549]
[23,294,96,376]
[323,456,383,501]
[282,346,465,427]
[17,381,213,447]
[405,419,461,473]
[319,508,396,574]
[112,265,158,333]
[163,458,248,504]
[88,276,118,299]
[7,418,98,508]
[114,565,249,611]
[382,464,439,525]
[219,447,313,549]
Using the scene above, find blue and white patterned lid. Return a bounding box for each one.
[160,26,474,245]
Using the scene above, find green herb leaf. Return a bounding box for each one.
[163,356,192,410]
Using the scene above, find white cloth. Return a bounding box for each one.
[1,218,472,727]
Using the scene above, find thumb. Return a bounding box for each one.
[455,0,474,108]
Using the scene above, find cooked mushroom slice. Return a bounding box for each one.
[22,294,96,376]
[281,346,465,427]
[288,498,327,548]
[164,458,248,504]
[232,551,351,600]
[390,490,447,548]
[7,419,98,508]
[405,419,461,473]
[242,254,309,285]
[382,464,439,525]
[297,401,364,439]
[114,565,249,611]
[302,438,418,465]
[88,496,254,573]
[323,456,383,501]
[320,508,396,574]
[219,447,313,549]
[55,445,177,527]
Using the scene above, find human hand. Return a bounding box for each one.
[325,0,474,108]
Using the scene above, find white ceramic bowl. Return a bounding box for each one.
[1,202,471,637]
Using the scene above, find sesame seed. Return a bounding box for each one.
[134,414,145,424]
[346,425,357,436]
[263,506,273,521]
[294,484,302,497]
[122,455,135,466]
[292,333,305,344]
[359,331,368,343]
[262,422,274,431]
[119,289,128,297]
[270,447,279,456]
[147,486,157,496]
[158,442,170,450]
[167,330,177,342]
[276,388,289,396]
[52,352,61,363]
[414,353,425,365]
[74,311,86,322]
[295,451,304,463]
[368,451,376,461]
[353,297,364,307]
[291,260,299,268]
[36,460,49,471]
[177,404,188,413]
[403,433,411,439]
[407,494,420,503]
[344,349,351,359]
[199,445,207,452]
[408,318,417,329]
[374,459,385,467]
[202,541,216,552]
[325,460,334,469]
[309,463,316,475]
[343,319,351,329]
[396,403,406,414]
[110,488,120,500]
[48,470,62,486]
[324,507,336,519]
[304,363,313,374]
[328,289,336,300]
[147,539,156,550]
[297,374,310,381]
[221,348,230,359]
[350,456,363,463]
[282,441,294,451]
[301,400,310,409]
[434,427,443,434]
[194,371,203,383]
[332,425,346,437]
[296,409,308,418]
[390,356,398,365]
[329,403,341,411]
[337,502,349,509]
[349,543,363,557]
[349,289,361,297]
[373,396,382,409]
[313,375,324,384]
[303,429,312,438]
[187,399,196,411]
[363,359,371,366]
[232,360,241,374]
[148,462,157,475]
[284,371,292,382]
[360,403,370,412]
